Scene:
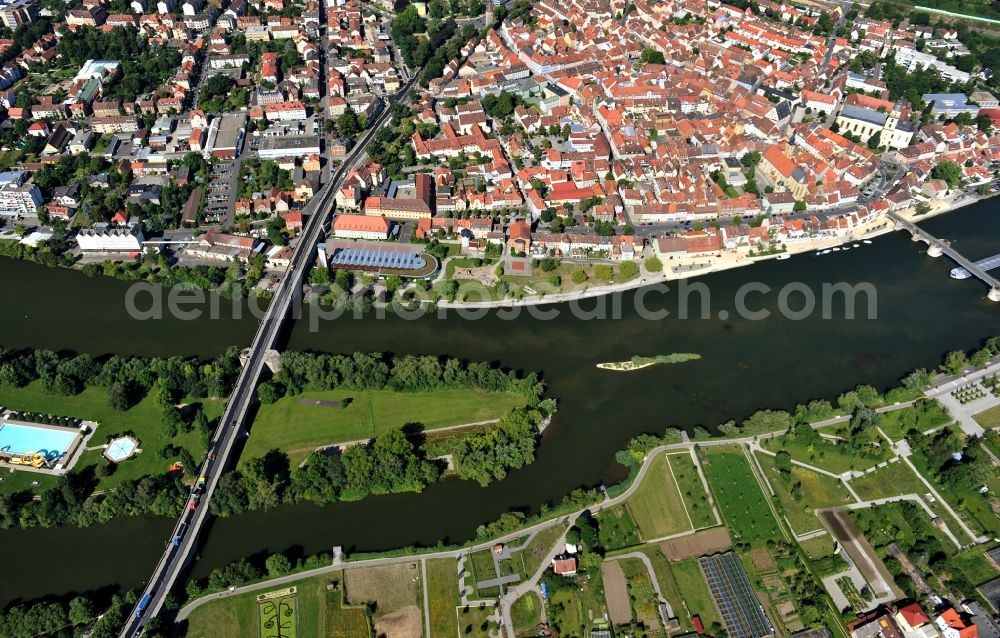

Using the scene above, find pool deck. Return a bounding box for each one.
[0,417,98,476]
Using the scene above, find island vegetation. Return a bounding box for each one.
[596,353,701,371]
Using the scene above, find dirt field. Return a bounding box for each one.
[600,560,632,625]
[373,605,422,638]
[345,563,420,614]
[659,527,732,561]
[749,547,777,573]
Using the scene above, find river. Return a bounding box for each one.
[0,202,997,607]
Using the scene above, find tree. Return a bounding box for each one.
[942,349,968,374]
[107,381,134,411]
[775,450,792,474]
[337,107,363,139]
[68,596,94,626]
[619,261,638,278]
[594,265,613,281]
[639,48,665,65]
[258,381,281,404]
[265,553,292,577]
[571,269,588,284]
[644,257,663,272]
[932,160,963,188]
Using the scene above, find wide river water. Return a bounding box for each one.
[1,202,998,607]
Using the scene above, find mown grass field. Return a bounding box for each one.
[668,452,717,529]
[426,558,460,638]
[457,603,497,638]
[626,453,692,540]
[755,452,853,535]
[243,388,528,465]
[344,562,420,613]
[0,381,224,493]
[702,448,781,547]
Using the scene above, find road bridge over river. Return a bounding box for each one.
[118,73,419,638]
[888,211,1000,301]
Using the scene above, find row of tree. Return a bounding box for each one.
[262,351,546,401]
[0,347,242,410]
[0,590,131,638]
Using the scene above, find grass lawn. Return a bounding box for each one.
[625,453,692,540]
[258,592,298,638]
[511,592,542,637]
[702,448,781,547]
[597,504,641,550]
[755,452,853,535]
[669,558,722,630]
[243,388,527,466]
[668,452,717,529]
[848,460,924,501]
[949,548,999,586]
[0,381,224,493]
[185,575,330,638]
[427,558,460,638]
[974,404,1000,428]
[879,401,952,441]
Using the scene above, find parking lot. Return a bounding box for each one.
[203,160,238,226]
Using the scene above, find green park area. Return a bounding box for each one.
[243,388,528,466]
[625,453,693,540]
[426,558,461,638]
[436,258,640,303]
[0,381,224,494]
[760,422,890,474]
[596,504,641,551]
[186,578,328,638]
[457,603,498,638]
[701,447,781,547]
[755,452,853,535]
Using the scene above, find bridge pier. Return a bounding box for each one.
[990,287,1000,302]
[927,243,944,257]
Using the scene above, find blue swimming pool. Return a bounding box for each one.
[0,421,78,461]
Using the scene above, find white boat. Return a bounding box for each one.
[776,253,791,260]
[853,243,860,248]
[951,268,972,280]
[863,239,872,244]
[842,246,850,251]
[832,247,841,251]
[818,249,831,255]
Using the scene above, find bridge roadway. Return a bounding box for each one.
[888,211,1000,296]
[118,73,419,638]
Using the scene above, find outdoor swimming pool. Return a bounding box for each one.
[0,421,79,461]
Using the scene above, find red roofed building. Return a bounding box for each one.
[507,220,531,255]
[894,603,930,632]
[284,211,303,231]
[332,213,391,239]
[936,608,978,638]
[552,557,576,576]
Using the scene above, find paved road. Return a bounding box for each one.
[119,72,422,638]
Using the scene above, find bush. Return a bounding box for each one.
[571,269,588,284]
[548,274,561,287]
[644,257,663,272]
